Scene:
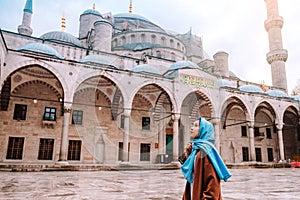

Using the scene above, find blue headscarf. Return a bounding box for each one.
[181,116,231,183]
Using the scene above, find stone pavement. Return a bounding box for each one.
[0,168,299,200]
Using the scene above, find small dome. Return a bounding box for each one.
[292,95,300,101]
[217,79,236,88]
[40,31,82,47]
[239,85,264,93]
[163,61,200,79]
[82,9,102,17]
[131,64,161,75]
[168,61,200,71]
[79,54,115,67]
[266,89,289,98]
[17,43,63,59]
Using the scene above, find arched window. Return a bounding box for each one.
[113,38,118,47]
[170,39,174,48]
[121,36,126,46]
[141,34,146,43]
[171,52,176,60]
[151,35,156,43]
[161,37,166,46]
[156,50,161,58]
[131,34,136,43]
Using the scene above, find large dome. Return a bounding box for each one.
[114,13,151,22]
[113,13,165,32]
[113,42,161,51]
[40,31,82,47]
[17,43,63,59]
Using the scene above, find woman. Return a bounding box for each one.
[181,116,231,200]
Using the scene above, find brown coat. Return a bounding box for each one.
[182,150,222,200]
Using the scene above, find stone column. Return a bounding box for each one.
[122,109,131,162]
[58,103,72,164]
[172,114,180,161]
[248,121,256,161]
[276,123,285,161]
[158,120,164,155]
[212,118,221,152]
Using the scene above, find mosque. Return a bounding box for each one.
[0,0,299,167]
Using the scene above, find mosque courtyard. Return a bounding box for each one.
[0,168,299,200]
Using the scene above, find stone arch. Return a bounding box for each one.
[179,89,214,155]
[72,70,128,105]
[74,87,111,107]
[282,105,299,160]
[12,80,62,100]
[181,89,213,123]
[134,93,153,108]
[220,95,249,129]
[129,81,178,114]
[254,101,277,123]
[73,73,126,122]
[1,59,68,96]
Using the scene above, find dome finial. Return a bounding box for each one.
[61,14,66,32]
[129,0,133,13]
[93,3,96,10]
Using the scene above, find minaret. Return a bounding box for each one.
[264,0,288,91]
[18,0,33,36]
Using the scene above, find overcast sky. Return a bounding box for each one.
[0,0,299,94]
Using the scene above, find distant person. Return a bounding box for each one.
[180,116,231,199]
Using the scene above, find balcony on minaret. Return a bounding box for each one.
[264,16,283,31]
[266,49,288,64]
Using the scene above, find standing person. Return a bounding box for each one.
[181,116,231,200]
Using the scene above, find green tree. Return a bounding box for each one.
[291,79,300,96]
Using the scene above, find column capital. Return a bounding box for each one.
[276,123,284,130]
[247,120,255,128]
[63,102,72,113]
[211,117,220,125]
[172,113,180,121]
[123,108,131,117]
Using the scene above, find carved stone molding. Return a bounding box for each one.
[264,16,283,31]
[63,107,72,113]
[266,49,288,64]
